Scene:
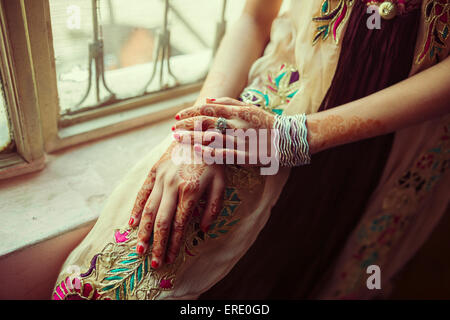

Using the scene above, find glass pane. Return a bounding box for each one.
[0,74,13,153]
[49,0,245,115]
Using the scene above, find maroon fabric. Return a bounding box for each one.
[319,0,421,111]
[201,2,421,299]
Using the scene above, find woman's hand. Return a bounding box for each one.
[174,97,274,130]
[128,142,225,269]
[173,97,276,166]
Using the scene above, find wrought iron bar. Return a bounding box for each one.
[141,0,179,94]
[74,0,116,109]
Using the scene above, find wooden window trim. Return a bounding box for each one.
[0,0,45,180]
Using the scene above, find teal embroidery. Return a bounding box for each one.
[240,64,300,114]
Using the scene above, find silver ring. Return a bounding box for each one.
[216,117,227,134]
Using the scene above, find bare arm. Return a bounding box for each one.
[195,0,283,104]
[307,55,450,154]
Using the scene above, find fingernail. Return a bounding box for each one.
[173,133,180,141]
[137,244,145,255]
[175,114,180,120]
[151,260,159,269]
[194,144,202,152]
[171,126,175,131]
[206,98,216,103]
[128,218,134,226]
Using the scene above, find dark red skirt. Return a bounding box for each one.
[201,1,421,299]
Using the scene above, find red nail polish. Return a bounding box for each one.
[171,126,175,131]
[128,218,134,226]
[194,144,202,152]
[137,244,145,255]
[151,260,159,269]
[175,114,180,120]
[209,98,216,102]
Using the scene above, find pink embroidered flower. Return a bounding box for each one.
[159,278,173,289]
[114,229,131,243]
[53,276,101,300]
[416,154,434,170]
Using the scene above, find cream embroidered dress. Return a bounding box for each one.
[52,0,449,300]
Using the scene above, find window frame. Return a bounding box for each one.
[28,0,202,153]
[0,0,45,180]
[0,0,214,178]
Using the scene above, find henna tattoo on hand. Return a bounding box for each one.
[307,115,385,153]
[237,106,274,129]
[130,143,176,224]
[177,98,275,131]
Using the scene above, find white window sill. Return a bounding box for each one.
[0,116,174,257]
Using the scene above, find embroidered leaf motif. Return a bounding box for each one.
[144,256,149,274]
[137,264,143,283]
[443,25,449,39]
[119,258,138,265]
[130,273,135,292]
[99,250,151,299]
[104,276,123,281]
[109,268,129,273]
[100,284,115,292]
[322,0,329,14]
[227,219,240,227]
[312,0,353,45]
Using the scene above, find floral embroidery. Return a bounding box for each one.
[240,64,300,114]
[53,185,244,300]
[312,0,355,45]
[53,276,102,300]
[330,120,450,299]
[184,186,242,257]
[114,229,131,243]
[416,0,450,64]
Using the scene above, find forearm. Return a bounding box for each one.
[306,55,450,154]
[195,4,279,104]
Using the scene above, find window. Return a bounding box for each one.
[0,0,244,178]
[0,0,47,180]
[49,0,215,114]
[0,75,12,153]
